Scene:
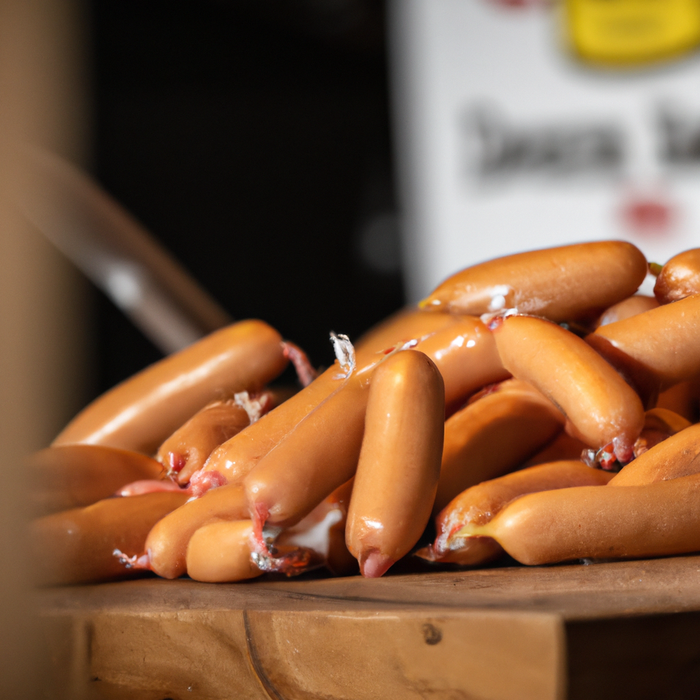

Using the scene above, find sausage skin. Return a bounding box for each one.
[30,491,188,585]
[26,444,165,516]
[421,241,648,323]
[493,314,645,462]
[654,248,700,304]
[345,350,445,577]
[435,379,564,514]
[145,483,249,579]
[467,474,700,565]
[53,320,288,454]
[423,460,613,566]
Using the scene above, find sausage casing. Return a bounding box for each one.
[30,491,188,585]
[586,294,700,403]
[470,474,700,565]
[421,241,648,323]
[423,460,613,565]
[26,444,165,516]
[345,350,444,577]
[654,248,700,304]
[53,320,288,454]
[199,364,344,486]
[493,314,645,462]
[435,379,564,514]
[595,295,658,327]
[145,483,249,579]
[185,519,262,583]
[157,399,253,484]
[610,422,700,486]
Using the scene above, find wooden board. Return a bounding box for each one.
[38,555,700,700]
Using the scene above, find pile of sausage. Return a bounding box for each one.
[27,241,700,585]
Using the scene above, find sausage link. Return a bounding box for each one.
[185,519,262,583]
[26,444,165,516]
[30,491,188,585]
[521,431,589,468]
[53,320,289,454]
[655,381,700,423]
[435,379,564,514]
[654,248,700,304]
[245,364,370,530]
[421,241,648,323]
[421,460,613,565]
[144,483,249,579]
[355,306,463,356]
[198,364,346,486]
[632,407,692,457]
[610,422,700,486]
[493,314,645,462]
[157,399,256,484]
[595,295,658,327]
[586,294,700,405]
[245,319,507,532]
[463,474,700,565]
[345,350,444,577]
[196,318,443,490]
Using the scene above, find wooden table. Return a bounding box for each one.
[38,555,700,700]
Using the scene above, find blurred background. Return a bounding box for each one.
[90,0,403,399]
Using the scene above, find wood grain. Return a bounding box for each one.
[37,556,700,699]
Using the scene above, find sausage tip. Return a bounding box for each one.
[359,550,393,578]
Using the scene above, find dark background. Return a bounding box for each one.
[88,0,404,397]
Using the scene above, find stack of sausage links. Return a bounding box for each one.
[28,241,700,586]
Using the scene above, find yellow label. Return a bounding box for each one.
[564,0,700,68]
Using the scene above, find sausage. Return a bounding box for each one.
[655,380,700,423]
[521,431,589,468]
[654,248,700,304]
[144,483,249,579]
[421,460,613,565]
[434,379,564,514]
[185,519,262,583]
[203,316,505,495]
[198,364,347,487]
[632,407,692,457]
[413,316,509,409]
[196,331,398,488]
[53,320,289,454]
[30,491,189,585]
[273,479,357,576]
[420,241,648,323]
[157,398,259,485]
[26,444,165,516]
[609,422,700,486]
[461,473,700,565]
[345,350,444,577]
[595,295,659,327]
[493,314,645,463]
[244,361,371,531]
[355,306,463,355]
[586,294,700,405]
[245,319,508,533]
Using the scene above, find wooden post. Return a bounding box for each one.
[0,0,89,696]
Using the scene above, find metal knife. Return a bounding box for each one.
[18,147,233,354]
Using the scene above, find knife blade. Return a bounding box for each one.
[18,147,233,354]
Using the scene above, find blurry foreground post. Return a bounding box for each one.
[0,0,89,697]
